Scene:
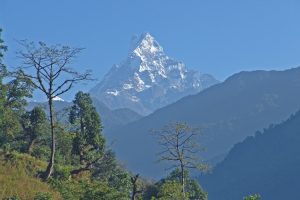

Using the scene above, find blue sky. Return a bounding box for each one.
[1,0,300,100]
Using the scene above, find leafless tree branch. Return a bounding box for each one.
[152,122,209,197]
[16,41,93,180]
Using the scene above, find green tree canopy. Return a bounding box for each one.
[69,91,106,174]
[158,181,188,200]
[158,169,207,200]
[0,29,32,149]
[20,107,48,154]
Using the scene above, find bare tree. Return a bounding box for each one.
[152,122,208,198]
[17,41,92,180]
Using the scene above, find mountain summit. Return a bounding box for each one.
[90,33,219,115]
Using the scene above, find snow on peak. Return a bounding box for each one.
[53,96,64,101]
[128,33,169,80]
[90,33,219,115]
[131,33,164,57]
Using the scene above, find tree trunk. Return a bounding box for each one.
[28,138,37,154]
[180,163,185,198]
[79,150,86,165]
[79,117,86,165]
[131,181,137,200]
[44,98,55,180]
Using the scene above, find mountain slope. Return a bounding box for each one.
[107,67,300,178]
[201,110,300,200]
[90,33,218,115]
[91,97,142,130]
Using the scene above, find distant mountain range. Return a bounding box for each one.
[27,97,142,131]
[106,67,300,178]
[201,109,300,200]
[90,33,219,115]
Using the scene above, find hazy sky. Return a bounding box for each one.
[1,0,300,100]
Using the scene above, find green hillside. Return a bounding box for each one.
[0,151,62,200]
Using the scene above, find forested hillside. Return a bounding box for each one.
[202,110,300,200]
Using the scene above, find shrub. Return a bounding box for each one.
[158,181,188,200]
[34,192,53,200]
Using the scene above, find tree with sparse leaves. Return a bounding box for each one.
[152,122,208,198]
[17,41,92,180]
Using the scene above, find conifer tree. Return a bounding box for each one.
[69,91,106,174]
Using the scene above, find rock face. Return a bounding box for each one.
[90,33,219,115]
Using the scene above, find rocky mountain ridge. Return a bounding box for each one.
[90,33,219,115]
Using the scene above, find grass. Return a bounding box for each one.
[0,151,62,200]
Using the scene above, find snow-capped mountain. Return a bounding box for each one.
[90,33,219,115]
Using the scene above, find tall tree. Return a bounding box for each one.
[69,91,106,174]
[152,122,208,198]
[17,42,92,180]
